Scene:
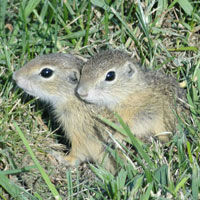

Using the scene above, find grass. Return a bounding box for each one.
[0,0,199,199]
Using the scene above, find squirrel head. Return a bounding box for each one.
[76,50,144,109]
[13,53,84,105]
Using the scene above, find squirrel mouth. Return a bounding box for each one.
[22,88,35,97]
[19,87,38,98]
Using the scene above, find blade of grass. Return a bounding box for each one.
[91,0,145,63]
[186,141,193,164]
[84,1,92,46]
[110,6,145,63]
[91,0,107,9]
[103,7,109,40]
[154,164,168,186]
[63,0,75,16]
[47,1,77,45]
[128,175,144,200]
[99,114,155,172]
[0,0,8,30]
[168,46,198,52]
[0,173,38,200]
[105,129,137,169]
[140,182,153,200]
[115,114,155,168]
[62,27,99,40]
[178,0,193,16]
[192,163,200,200]
[0,165,36,175]
[3,44,11,71]
[24,0,41,18]
[34,193,43,200]
[174,176,190,195]
[66,170,73,200]
[40,0,49,21]
[155,0,168,26]
[168,0,179,9]
[13,122,62,200]
[136,0,153,49]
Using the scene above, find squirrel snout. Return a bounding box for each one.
[76,87,88,98]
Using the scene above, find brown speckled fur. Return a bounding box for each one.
[13,53,121,173]
[77,50,188,142]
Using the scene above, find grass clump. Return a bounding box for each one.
[0,0,199,199]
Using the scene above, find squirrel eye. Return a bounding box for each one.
[105,71,115,81]
[40,68,53,78]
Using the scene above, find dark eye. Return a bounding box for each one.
[40,68,53,78]
[105,71,115,81]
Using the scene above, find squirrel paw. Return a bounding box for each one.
[50,150,80,167]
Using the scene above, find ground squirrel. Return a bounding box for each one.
[13,53,122,173]
[76,50,187,142]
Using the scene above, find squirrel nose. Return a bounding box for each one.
[77,87,88,98]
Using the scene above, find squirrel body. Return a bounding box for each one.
[77,50,187,142]
[13,53,120,173]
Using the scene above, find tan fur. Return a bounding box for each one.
[77,50,188,142]
[13,53,121,173]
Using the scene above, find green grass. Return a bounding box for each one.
[0,0,199,199]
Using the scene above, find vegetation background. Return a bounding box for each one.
[0,0,199,199]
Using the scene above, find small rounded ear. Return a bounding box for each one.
[123,61,136,78]
[67,69,80,85]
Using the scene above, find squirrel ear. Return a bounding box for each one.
[123,61,136,78]
[67,69,80,85]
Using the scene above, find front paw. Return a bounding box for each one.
[50,150,80,167]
